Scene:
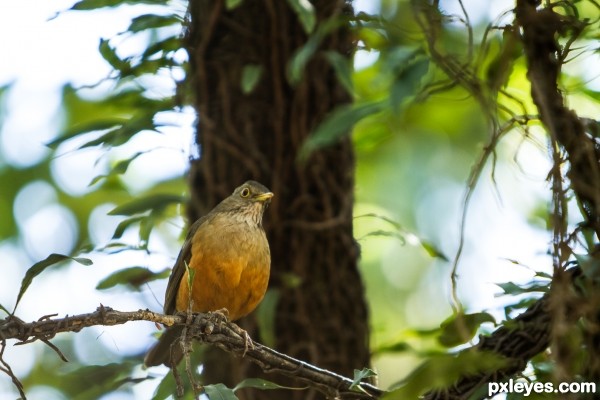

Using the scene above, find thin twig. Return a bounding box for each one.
[0,338,26,399]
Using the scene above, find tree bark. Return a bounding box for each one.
[184,1,370,398]
[515,0,600,386]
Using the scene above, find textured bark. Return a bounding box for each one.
[515,0,600,386]
[515,0,600,240]
[184,1,369,398]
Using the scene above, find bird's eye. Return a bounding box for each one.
[240,187,250,198]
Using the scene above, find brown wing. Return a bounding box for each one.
[163,215,208,315]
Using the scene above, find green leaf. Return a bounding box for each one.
[503,297,537,317]
[96,267,170,290]
[535,270,552,279]
[234,378,307,391]
[241,64,263,94]
[89,175,108,186]
[97,242,146,254]
[142,36,182,59]
[204,383,239,400]
[256,289,280,347]
[324,51,353,94]
[355,213,403,230]
[112,216,145,239]
[127,14,181,33]
[14,254,92,312]
[356,21,389,50]
[0,303,10,315]
[495,281,522,295]
[350,368,377,392]
[121,57,178,79]
[575,253,600,282]
[485,26,521,92]
[0,81,12,98]
[288,33,321,84]
[57,362,138,398]
[139,214,155,247]
[299,100,386,160]
[280,272,303,288]
[46,119,125,149]
[78,114,158,149]
[579,224,597,251]
[70,0,167,10]
[90,152,145,186]
[152,370,177,400]
[384,351,507,399]
[355,214,447,259]
[285,0,316,34]
[58,85,164,141]
[51,100,167,150]
[389,58,429,109]
[108,194,186,216]
[373,341,412,355]
[495,281,549,296]
[438,312,496,347]
[184,259,196,308]
[99,38,128,71]
[360,229,406,244]
[226,0,244,9]
[287,19,338,84]
[420,240,448,261]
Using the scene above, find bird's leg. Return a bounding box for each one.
[211,308,230,323]
[226,321,254,356]
[198,309,229,335]
[205,309,252,355]
[241,329,254,357]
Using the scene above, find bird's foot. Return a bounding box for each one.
[199,309,229,334]
[227,323,254,357]
[211,308,230,323]
[241,329,254,357]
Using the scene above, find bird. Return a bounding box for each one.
[144,180,273,367]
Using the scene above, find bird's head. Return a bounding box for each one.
[221,180,273,226]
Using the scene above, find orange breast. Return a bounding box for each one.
[175,217,270,321]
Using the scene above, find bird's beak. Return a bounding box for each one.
[255,192,274,202]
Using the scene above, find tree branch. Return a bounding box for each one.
[515,0,600,239]
[0,307,384,399]
[0,271,589,400]
[422,267,583,399]
[423,288,551,399]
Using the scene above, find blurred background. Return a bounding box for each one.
[1,0,599,399]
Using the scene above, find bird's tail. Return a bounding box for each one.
[144,325,185,368]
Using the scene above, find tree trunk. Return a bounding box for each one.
[184,0,370,398]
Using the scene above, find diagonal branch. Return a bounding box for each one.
[515,0,600,240]
[0,307,383,399]
[515,0,600,384]
[422,267,582,400]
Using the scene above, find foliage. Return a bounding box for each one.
[1,0,189,398]
[1,0,600,399]
[14,253,93,312]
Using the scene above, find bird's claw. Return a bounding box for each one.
[232,327,254,357]
[242,330,254,357]
[211,308,230,323]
